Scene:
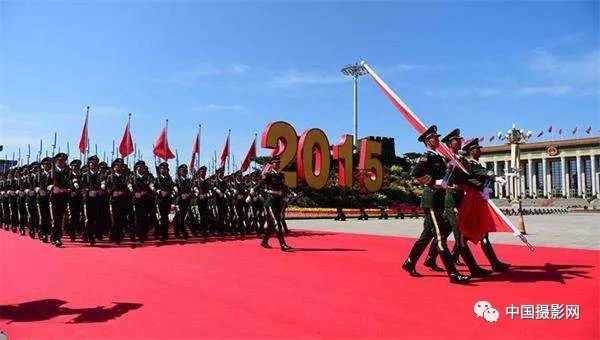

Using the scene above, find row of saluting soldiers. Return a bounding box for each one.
[0,153,294,250]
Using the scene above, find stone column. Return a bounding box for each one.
[592,154,597,197]
[561,156,566,197]
[528,159,533,197]
[576,155,582,196]
[542,158,548,197]
[504,161,511,198]
[493,161,499,197]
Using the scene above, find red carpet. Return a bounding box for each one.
[0,227,598,339]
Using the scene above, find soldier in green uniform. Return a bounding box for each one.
[260,156,291,251]
[155,162,175,241]
[401,125,470,284]
[49,153,71,247]
[462,138,511,272]
[422,129,493,278]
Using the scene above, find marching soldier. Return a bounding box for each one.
[232,170,248,237]
[37,157,53,243]
[97,161,111,240]
[0,172,6,229]
[155,162,174,241]
[8,169,19,232]
[173,164,193,240]
[49,152,71,247]
[422,129,492,278]
[67,159,83,242]
[17,167,29,235]
[106,158,130,244]
[212,169,229,236]
[82,155,104,245]
[130,160,155,242]
[260,156,291,251]
[25,163,41,239]
[247,171,266,236]
[401,125,470,284]
[462,138,511,272]
[192,166,212,237]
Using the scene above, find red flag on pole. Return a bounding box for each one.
[118,115,134,157]
[478,136,485,142]
[536,130,544,138]
[78,109,89,154]
[219,132,230,169]
[548,125,553,133]
[190,132,200,171]
[585,125,592,134]
[489,135,495,142]
[240,139,257,172]
[558,128,563,135]
[153,125,175,160]
[572,126,578,135]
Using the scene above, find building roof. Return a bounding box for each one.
[481,137,600,155]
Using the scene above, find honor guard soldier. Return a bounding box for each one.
[67,159,83,242]
[7,169,19,232]
[232,170,249,237]
[130,160,155,242]
[37,157,53,243]
[26,162,41,238]
[401,125,470,284]
[82,155,104,245]
[106,158,130,244]
[155,162,174,241]
[192,166,212,237]
[423,129,492,278]
[247,171,266,236]
[17,166,29,235]
[97,161,111,240]
[48,153,71,247]
[212,169,229,236]
[462,138,511,272]
[0,172,6,229]
[173,164,192,239]
[260,156,291,251]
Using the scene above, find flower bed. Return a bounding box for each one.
[285,206,424,219]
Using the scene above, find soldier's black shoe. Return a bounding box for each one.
[423,258,445,272]
[402,260,422,277]
[260,242,272,249]
[492,262,511,272]
[20,228,26,236]
[470,267,493,278]
[29,231,36,239]
[281,244,292,251]
[89,238,96,246]
[449,273,470,284]
[53,239,63,247]
[454,259,465,266]
[42,234,49,243]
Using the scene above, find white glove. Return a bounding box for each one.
[434,179,447,189]
[494,176,507,185]
[481,187,492,199]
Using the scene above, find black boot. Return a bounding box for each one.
[423,257,445,272]
[492,261,511,272]
[449,272,471,284]
[402,259,422,277]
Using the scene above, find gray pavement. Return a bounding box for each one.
[289,213,600,250]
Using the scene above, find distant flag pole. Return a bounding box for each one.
[585,125,592,135]
[176,149,179,168]
[52,132,57,157]
[38,139,42,162]
[219,130,231,173]
[197,124,201,170]
[111,140,115,161]
[572,126,578,137]
[190,124,201,172]
[27,144,31,164]
[489,135,495,143]
[536,130,544,138]
[18,147,21,166]
[66,142,70,157]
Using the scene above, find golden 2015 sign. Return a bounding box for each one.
[261,121,383,192]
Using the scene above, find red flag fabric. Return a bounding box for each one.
[548,125,553,133]
[558,128,563,135]
[240,139,257,172]
[489,135,495,142]
[153,127,175,160]
[118,120,134,157]
[78,113,89,154]
[572,127,578,135]
[585,126,592,134]
[219,134,229,168]
[458,186,513,243]
[536,130,544,138]
[478,136,485,142]
[190,133,200,171]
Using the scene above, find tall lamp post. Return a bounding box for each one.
[498,124,532,233]
[341,62,368,149]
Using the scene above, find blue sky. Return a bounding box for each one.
[1,1,598,169]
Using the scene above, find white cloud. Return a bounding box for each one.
[192,104,244,112]
[424,86,500,99]
[529,49,599,85]
[270,70,345,88]
[167,64,249,85]
[518,85,571,96]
